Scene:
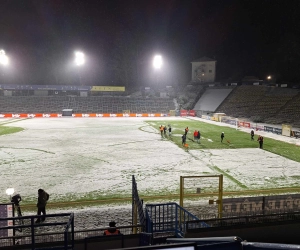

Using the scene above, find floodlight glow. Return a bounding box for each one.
[74,51,85,66]
[153,55,162,69]
[0,50,9,66]
[6,188,14,196]
[267,75,271,80]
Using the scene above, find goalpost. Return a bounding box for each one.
[179,175,223,218]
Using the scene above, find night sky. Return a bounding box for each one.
[1,0,300,87]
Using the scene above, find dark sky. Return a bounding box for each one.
[1,0,300,87]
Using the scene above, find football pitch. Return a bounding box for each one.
[0,117,299,209]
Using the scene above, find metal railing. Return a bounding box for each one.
[145,202,209,238]
[0,213,74,249]
[0,223,142,248]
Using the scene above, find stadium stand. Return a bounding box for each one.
[177,85,204,110]
[1,84,299,127]
[268,92,300,127]
[193,87,233,113]
[215,85,268,118]
[0,96,176,114]
[248,87,297,121]
[215,86,300,125]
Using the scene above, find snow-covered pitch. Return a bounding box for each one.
[0,117,299,205]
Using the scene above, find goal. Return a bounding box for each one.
[179,175,223,218]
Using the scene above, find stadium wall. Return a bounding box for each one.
[201,114,300,138]
[185,221,300,244]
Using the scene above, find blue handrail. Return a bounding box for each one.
[145,202,209,238]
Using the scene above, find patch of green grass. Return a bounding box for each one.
[147,120,300,163]
[210,165,248,189]
[291,176,300,179]
[0,125,23,136]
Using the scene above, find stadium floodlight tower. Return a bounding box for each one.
[0,50,9,84]
[153,55,162,69]
[74,51,85,85]
[74,51,85,66]
[0,50,9,66]
[153,55,163,90]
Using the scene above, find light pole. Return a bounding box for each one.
[74,51,85,85]
[0,50,9,66]
[153,55,162,90]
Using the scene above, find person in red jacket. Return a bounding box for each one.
[193,130,198,141]
[185,127,189,136]
[103,221,122,235]
[159,125,164,138]
[257,135,264,149]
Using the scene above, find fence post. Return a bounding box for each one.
[31,217,35,248]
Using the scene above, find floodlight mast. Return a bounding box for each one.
[153,55,163,90]
[74,51,85,66]
[0,50,9,66]
[153,55,162,69]
[74,51,85,85]
[0,50,9,85]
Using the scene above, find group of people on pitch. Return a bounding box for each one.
[221,129,264,148]
[160,125,264,149]
[159,124,172,138]
[182,127,201,146]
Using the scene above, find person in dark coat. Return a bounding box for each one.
[182,134,186,145]
[196,130,201,143]
[103,221,121,235]
[251,130,254,140]
[168,125,172,136]
[163,125,167,137]
[221,132,225,142]
[36,189,49,223]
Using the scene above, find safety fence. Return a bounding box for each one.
[132,175,146,232]
[222,193,300,215]
[0,222,142,248]
[166,236,300,250]
[0,213,74,249]
[200,114,300,138]
[186,211,300,231]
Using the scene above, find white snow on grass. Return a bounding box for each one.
[0,117,299,205]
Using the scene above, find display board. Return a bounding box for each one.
[0,203,14,237]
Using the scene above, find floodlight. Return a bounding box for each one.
[267,75,271,80]
[74,51,85,66]
[6,188,14,196]
[0,50,9,66]
[153,55,162,69]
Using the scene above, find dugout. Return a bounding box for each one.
[282,124,292,137]
[212,112,226,122]
[62,109,73,116]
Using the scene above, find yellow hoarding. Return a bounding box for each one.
[91,86,125,92]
